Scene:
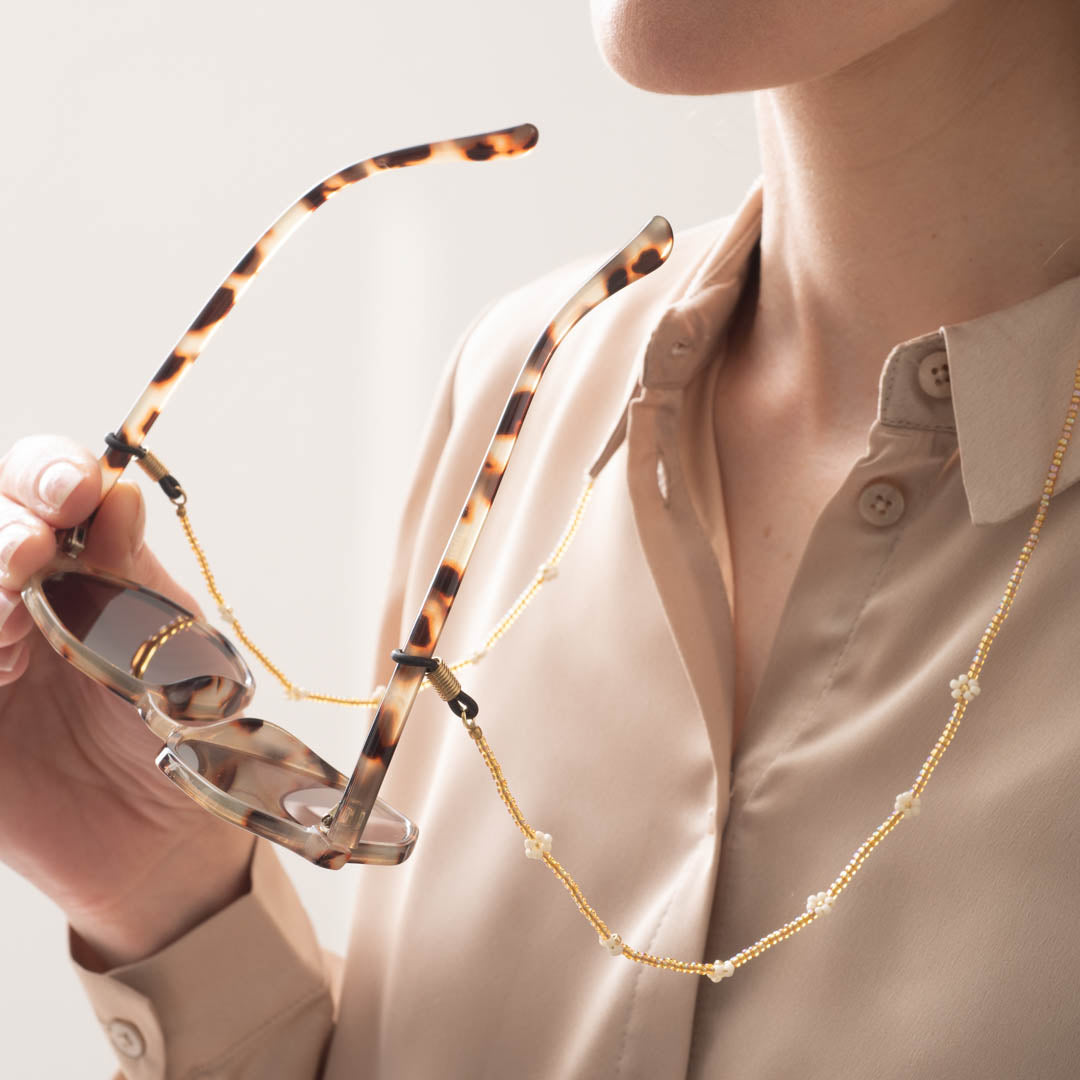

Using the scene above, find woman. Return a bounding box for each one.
[2,0,1079,1075]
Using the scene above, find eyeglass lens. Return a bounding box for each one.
[41,571,247,711]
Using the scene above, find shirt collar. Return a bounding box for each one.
[596,173,1080,528]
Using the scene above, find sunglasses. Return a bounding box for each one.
[21,123,673,870]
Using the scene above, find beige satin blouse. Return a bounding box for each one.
[75,174,1080,1079]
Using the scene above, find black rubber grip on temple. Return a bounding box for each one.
[104,432,184,501]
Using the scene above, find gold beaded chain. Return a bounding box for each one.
[434,350,1080,983]
[170,477,595,705]
[150,349,1079,983]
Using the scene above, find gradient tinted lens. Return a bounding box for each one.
[160,717,417,865]
[42,570,248,714]
[171,718,411,844]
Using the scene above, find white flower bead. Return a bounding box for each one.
[538,562,559,582]
[806,890,835,916]
[524,831,552,860]
[217,603,236,625]
[600,933,623,956]
[894,789,921,819]
[285,685,307,701]
[470,648,488,665]
[949,673,981,702]
[707,959,736,982]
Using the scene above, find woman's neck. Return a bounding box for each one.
[739,0,1080,436]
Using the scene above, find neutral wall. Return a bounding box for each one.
[0,3,758,1074]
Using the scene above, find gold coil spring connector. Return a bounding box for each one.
[136,450,171,485]
[132,446,187,505]
[425,660,463,703]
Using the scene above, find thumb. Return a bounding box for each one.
[81,482,204,618]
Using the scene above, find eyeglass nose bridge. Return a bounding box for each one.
[137,676,253,739]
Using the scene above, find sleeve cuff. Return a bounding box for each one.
[72,839,334,1080]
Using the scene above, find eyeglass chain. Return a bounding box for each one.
[108,354,1080,983]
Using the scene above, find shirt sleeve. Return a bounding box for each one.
[73,839,335,1080]
[68,300,493,1080]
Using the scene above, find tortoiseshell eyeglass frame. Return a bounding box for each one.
[20,123,674,869]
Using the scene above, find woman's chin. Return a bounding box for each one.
[588,0,959,96]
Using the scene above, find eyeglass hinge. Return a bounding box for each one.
[58,522,88,558]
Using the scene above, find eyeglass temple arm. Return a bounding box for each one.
[326,214,675,853]
[75,123,540,530]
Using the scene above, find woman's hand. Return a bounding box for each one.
[0,435,255,970]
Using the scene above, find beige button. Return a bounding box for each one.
[917,349,951,399]
[107,1019,145,1059]
[858,480,905,527]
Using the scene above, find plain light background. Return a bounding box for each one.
[0,3,758,1074]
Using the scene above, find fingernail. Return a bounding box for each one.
[0,523,32,571]
[0,591,17,627]
[37,461,84,511]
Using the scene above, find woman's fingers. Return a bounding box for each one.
[85,481,203,617]
[0,435,102,528]
[0,493,55,591]
[0,434,103,591]
[82,480,146,571]
[0,434,203,660]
